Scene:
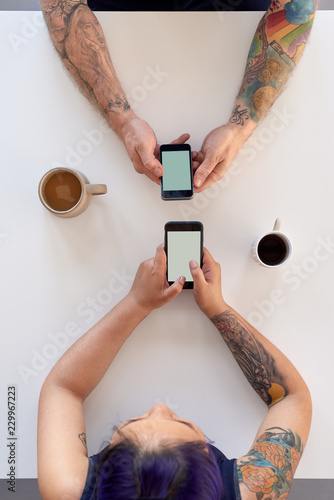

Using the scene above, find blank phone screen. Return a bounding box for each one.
[167,231,201,282]
[161,151,191,191]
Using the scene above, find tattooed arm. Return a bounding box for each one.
[190,249,312,499]
[193,0,318,192]
[40,0,191,182]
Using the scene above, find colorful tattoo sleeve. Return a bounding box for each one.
[235,0,317,123]
[237,427,303,499]
[211,310,286,407]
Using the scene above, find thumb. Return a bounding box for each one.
[193,155,214,188]
[189,260,206,288]
[137,147,163,177]
[142,155,163,177]
[164,276,186,301]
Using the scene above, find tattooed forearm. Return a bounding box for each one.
[237,427,303,498]
[41,0,131,121]
[211,310,286,406]
[78,432,87,449]
[237,0,317,122]
[107,97,130,114]
[230,104,249,126]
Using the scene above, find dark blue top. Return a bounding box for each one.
[80,443,241,500]
[88,0,271,11]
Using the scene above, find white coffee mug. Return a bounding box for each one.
[251,219,292,268]
[38,167,107,218]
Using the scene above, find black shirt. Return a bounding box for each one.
[88,0,271,11]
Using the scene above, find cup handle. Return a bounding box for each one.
[86,184,107,196]
[273,218,281,231]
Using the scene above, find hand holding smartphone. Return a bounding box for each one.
[160,144,193,200]
[164,221,203,289]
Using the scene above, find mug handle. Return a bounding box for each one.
[86,184,107,196]
[273,218,281,231]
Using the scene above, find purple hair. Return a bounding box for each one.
[95,438,222,499]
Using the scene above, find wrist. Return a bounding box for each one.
[123,292,153,320]
[204,299,229,320]
[227,100,257,143]
[107,107,138,138]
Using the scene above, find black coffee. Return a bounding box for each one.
[258,234,287,266]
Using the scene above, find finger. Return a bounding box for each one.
[201,247,221,285]
[202,247,215,265]
[192,151,203,172]
[153,143,160,159]
[143,156,163,177]
[193,154,215,189]
[154,134,190,155]
[189,259,207,287]
[164,275,185,300]
[193,164,224,193]
[131,155,162,184]
[135,143,163,177]
[192,160,201,171]
[193,172,217,193]
[192,151,204,168]
[154,243,166,269]
[201,247,218,274]
[170,133,190,145]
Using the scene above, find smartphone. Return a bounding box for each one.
[164,221,203,289]
[160,144,193,200]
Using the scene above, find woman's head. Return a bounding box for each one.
[96,404,223,499]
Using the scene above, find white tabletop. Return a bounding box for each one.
[0,10,333,480]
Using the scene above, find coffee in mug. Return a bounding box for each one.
[39,168,107,218]
[43,171,82,212]
[252,219,292,268]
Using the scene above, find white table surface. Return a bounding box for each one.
[0,10,333,480]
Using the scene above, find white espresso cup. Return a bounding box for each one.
[251,219,292,268]
[38,167,107,218]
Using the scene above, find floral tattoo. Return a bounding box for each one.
[238,427,303,499]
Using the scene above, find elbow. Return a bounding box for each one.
[302,383,312,416]
[289,383,313,422]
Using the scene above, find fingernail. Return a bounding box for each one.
[189,260,197,269]
[195,178,202,187]
[154,167,162,176]
[179,276,186,284]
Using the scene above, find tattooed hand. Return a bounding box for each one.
[119,116,163,183]
[192,118,255,192]
[120,117,192,184]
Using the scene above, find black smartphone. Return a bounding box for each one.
[160,144,193,200]
[164,221,203,289]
